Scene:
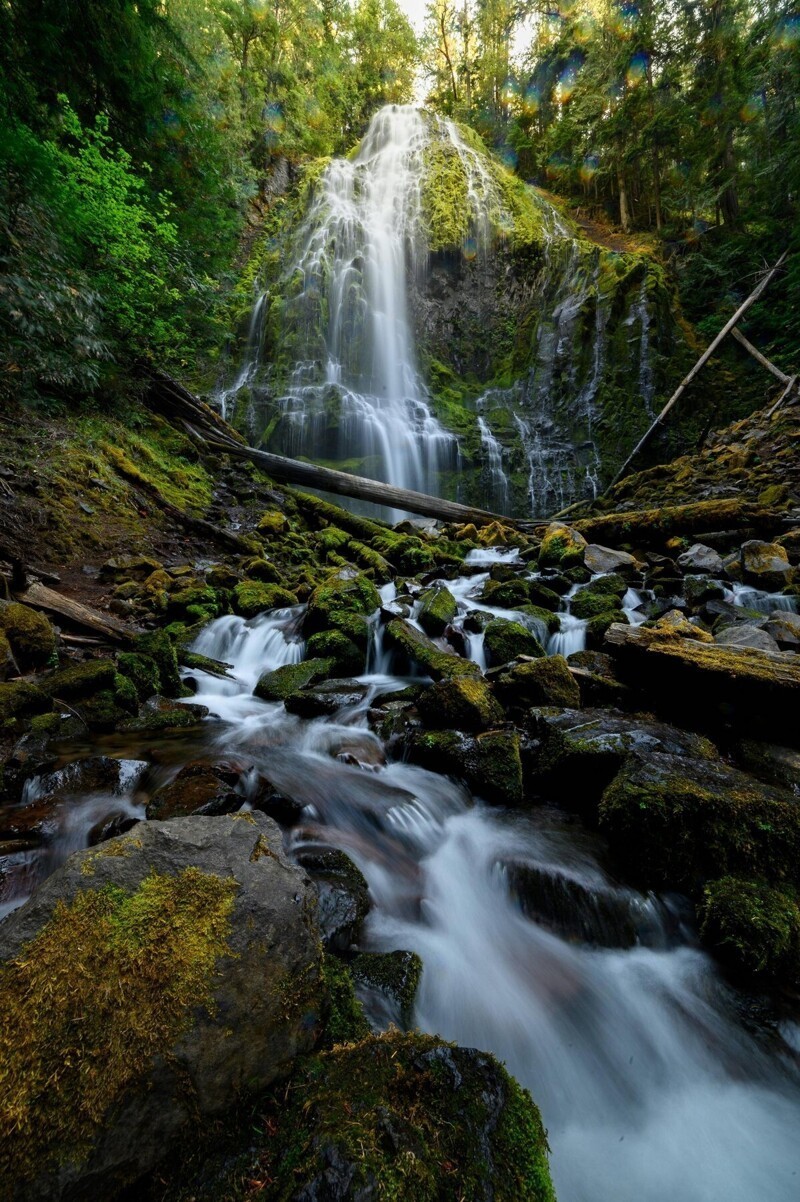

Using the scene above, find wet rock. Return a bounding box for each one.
[305,629,363,675]
[763,610,800,649]
[408,728,523,805]
[566,651,634,708]
[0,602,56,672]
[0,813,323,1199]
[703,598,763,630]
[350,950,423,1028]
[677,543,725,576]
[417,583,458,637]
[383,618,480,680]
[416,677,504,732]
[538,521,587,568]
[739,540,792,592]
[682,575,725,608]
[649,610,714,641]
[294,846,370,951]
[734,740,800,794]
[603,621,800,745]
[285,679,369,718]
[254,658,334,702]
[0,682,51,725]
[146,760,247,820]
[478,577,533,609]
[99,555,163,583]
[714,624,781,654]
[584,544,640,577]
[571,589,622,620]
[493,655,580,710]
[526,581,564,612]
[585,609,628,649]
[483,618,545,667]
[232,580,297,618]
[699,877,800,985]
[304,568,381,635]
[599,750,800,893]
[118,696,209,733]
[131,629,184,698]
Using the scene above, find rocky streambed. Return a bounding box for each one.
[2,495,800,1201]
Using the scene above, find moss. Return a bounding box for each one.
[517,604,562,634]
[321,955,371,1047]
[304,569,380,634]
[586,609,627,648]
[479,577,532,609]
[384,618,481,681]
[0,681,51,724]
[259,1030,555,1202]
[526,582,563,612]
[0,603,56,671]
[421,138,471,251]
[416,676,505,732]
[240,556,281,583]
[117,652,160,701]
[254,658,333,703]
[571,590,622,620]
[0,867,237,1183]
[133,629,184,698]
[574,500,777,549]
[232,581,297,619]
[119,705,206,733]
[700,877,800,983]
[484,619,545,667]
[495,655,581,710]
[257,510,288,534]
[179,651,233,681]
[305,630,363,676]
[168,583,221,622]
[538,524,587,569]
[42,658,117,699]
[411,728,523,805]
[417,584,458,637]
[350,950,423,1027]
[581,572,628,600]
[327,608,371,650]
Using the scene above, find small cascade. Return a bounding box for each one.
[625,277,656,415]
[729,583,798,615]
[214,292,266,422]
[477,416,510,511]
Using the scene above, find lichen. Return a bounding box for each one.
[0,867,238,1183]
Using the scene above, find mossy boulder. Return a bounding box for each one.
[254,658,333,702]
[320,954,371,1046]
[409,728,523,805]
[167,582,220,623]
[304,568,380,635]
[0,633,14,681]
[0,813,323,1199]
[699,877,800,984]
[118,697,209,733]
[305,629,363,676]
[570,589,622,620]
[538,521,587,569]
[494,655,581,710]
[350,949,423,1029]
[257,509,289,535]
[0,681,51,725]
[384,618,481,681]
[416,676,505,732]
[41,658,117,699]
[417,584,458,637]
[132,630,183,698]
[739,540,792,592]
[586,609,628,649]
[232,580,297,618]
[526,581,564,612]
[599,750,800,894]
[479,577,532,609]
[484,619,545,667]
[580,572,628,601]
[0,602,56,671]
[116,652,160,702]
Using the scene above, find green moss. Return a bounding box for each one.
[42,658,117,699]
[384,618,481,681]
[479,577,532,608]
[0,867,237,1182]
[0,603,56,671]
[232,581,297,619]
[586,609,627,648]
[132,629,184,698]
[700,877,800,983]
[571,590,621,621]
[168,583,221,621]
[495,655,581,710]
[484,619,545,667]
[254,658,334,702]
[421,138,471,251]
[417,584,458,637]
[517,604,562,634]
[305,630,363,676]
[416,676,505,732]
[538,525,587,569]
[117,652,160,701]
[305,569,381,634]
[321,955,371,1047]
[411,728,523,805]
[0,681,51,724]
[349,950,423,1027]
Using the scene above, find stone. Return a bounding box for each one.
[0,603,56,672]
[304,629,363,675]
[682,575,725,608]
[0,813,323,1199]
[483,618,545,667]
[599,750,800,893]
[763,610,800,649]
[494,655,580,710]
[285,678,369,718]
[740,540,792,592]
[294,847,370,952]
[571,589,621,620]
[304,568,381,635]
[417,584,458,637]
[736,740,800,793]
[383,618,481,680]
[408,728,523,805]
[538,521,587,569]
[118,697,209,733]
[650,611,714,641]
[232,581,297,618]
[0,681,51,725]
[146,760,247,820]
[584,544,640,577]
[416,676,504,732]
[699,877,800,984]
[350,950,423,1028]
[677,543,725,576]
[254,658,333,702]
[714,624,781,654]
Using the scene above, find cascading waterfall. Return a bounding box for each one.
[477,415,510,511]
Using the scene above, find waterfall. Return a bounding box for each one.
[477,415,510,511]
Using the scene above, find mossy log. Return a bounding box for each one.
[572,499,782,548]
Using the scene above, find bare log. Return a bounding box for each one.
[767,375,798,419]
[607,250,789,491]
[14,582,138,644]
[731,327,791,385]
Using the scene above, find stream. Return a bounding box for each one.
[3,554,800,1200]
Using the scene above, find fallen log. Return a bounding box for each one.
[14,582,138,645]
[572,498,781,547]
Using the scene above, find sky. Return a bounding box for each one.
[396,0,428,34]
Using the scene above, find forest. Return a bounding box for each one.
[2,4,800,1202]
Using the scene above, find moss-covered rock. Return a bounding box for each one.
[320,954,371,1046]
[232,580,297,618]
[586,609,628,649]
[484,619,546,667]
[350,949,423,1028]
[479,577,533,609]
[116,652,160,701]
[146,760,244,821]
[384,617,481,681]
[538,522,587,569]
[133,629,184,698]
[294,846,371,952]
[599,750,800,893]
[494,655,581,710]
[167,582,220,623]
[699,876,800,984]
[409,728,523,805]
[0,681,51,725]
[580,572,628,601]
[570,589,622,620]
[254,658,333,702]
[305,629,363,676]
[304,568,380,635]
[417,584,458,637]
[0,602,56,671]
[41,658,117,699]
[416,676,504,732]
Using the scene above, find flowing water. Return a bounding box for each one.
[4,564,800,1199]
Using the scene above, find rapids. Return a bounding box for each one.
[5,558,799,1199]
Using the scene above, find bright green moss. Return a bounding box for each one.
[0,868,238,1182]
[321,955,371,1047]
[700,876,800,983]
[484,618,545,667]
[0,603,56,670]
[233,581,297,619]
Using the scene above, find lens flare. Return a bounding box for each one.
[775,14,800,48]
[579,153,599,184]
[626,51,649,88]
[264,102,285,132]
[546,10,563,37]
[740,93,764,122]
[700,93,724,126]
[462,236,478,262]
[546,153,569,180]
[499,144,518,169]
[524,84,541,114]
[557,57,582,103]
[502,77,520,105]
[611,2,639,38]
[574,15,595,44]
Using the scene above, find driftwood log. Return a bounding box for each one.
[14,582,138,645]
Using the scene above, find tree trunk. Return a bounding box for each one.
[617,162,631,233]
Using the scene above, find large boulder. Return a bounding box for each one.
[483,618,545,667]
[416,677,504,732]
[538,521,587,568]
[383,618,481,680]
[714,624,780,654]
[739,540,792,592]
[0,813,323,1200]
[763,610,800,649]
[0,603,56,672]
[145,759,247,820]
[584,544,640,577]
[493,655,581,710]
[699,876,800,984]
[677,543,725,576]
[408,728,523,805]
[417,583,458,637]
